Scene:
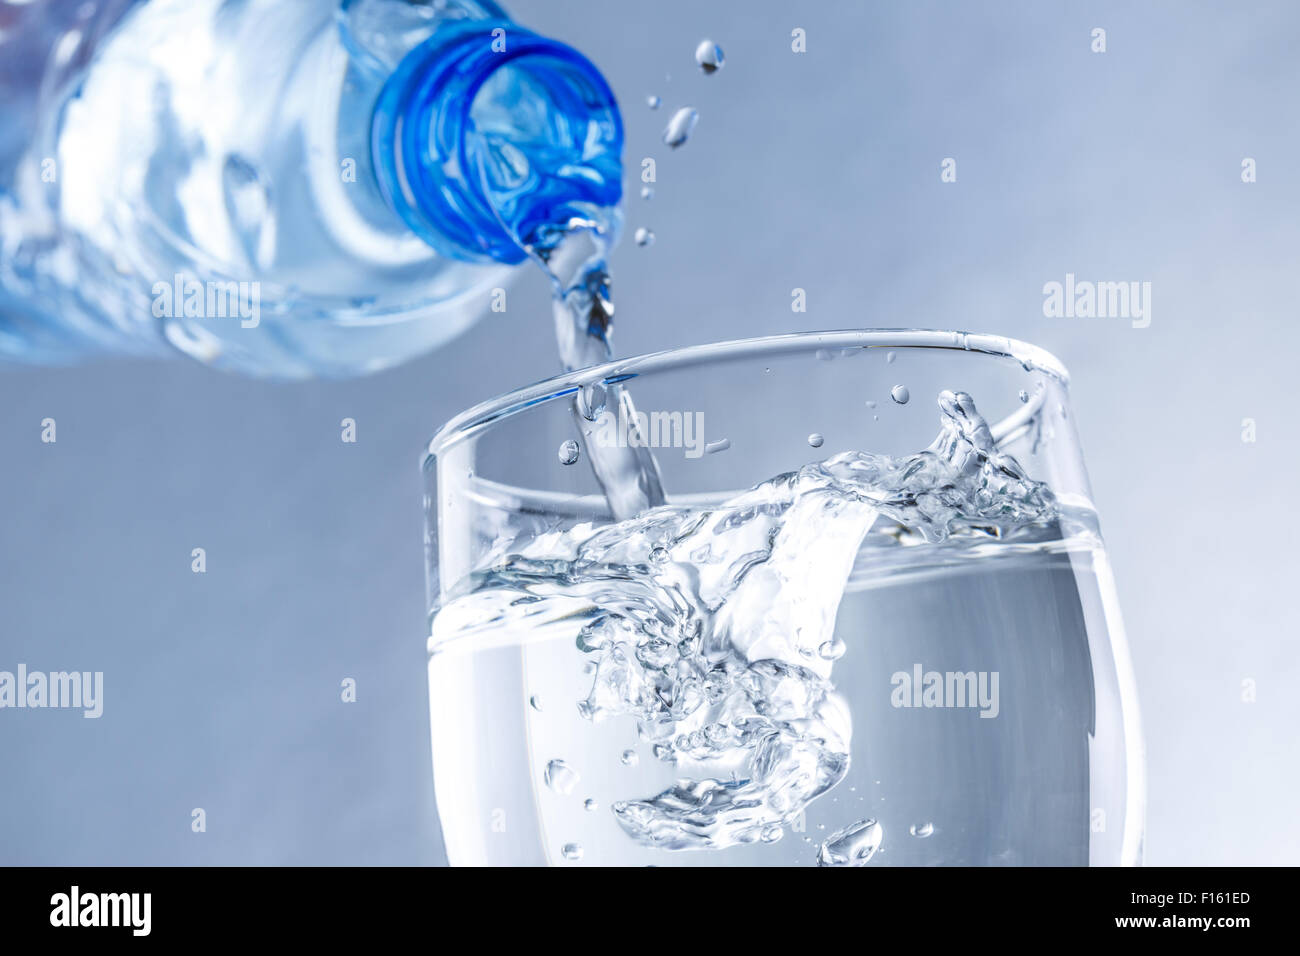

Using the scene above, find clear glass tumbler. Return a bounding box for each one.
[422,330,1144,866]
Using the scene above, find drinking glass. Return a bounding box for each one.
[422,330,1144,866]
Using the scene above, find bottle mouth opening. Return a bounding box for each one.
[372,23,623,265]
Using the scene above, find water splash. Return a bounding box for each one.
[817,818,882,866]
[469,392,1056,851]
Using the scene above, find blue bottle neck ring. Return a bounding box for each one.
[371,22,623,265]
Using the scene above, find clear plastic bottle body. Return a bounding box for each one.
[0,0,621,378]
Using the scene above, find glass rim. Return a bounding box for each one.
[424,329,1070,461]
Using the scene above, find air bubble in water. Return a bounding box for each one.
[647,95,661,110]
[621,749,639,766]
[760,825,783,844]
[694,40,725,74]
[634,227,655,247]
[641,186,654,200]
[529,694,543,712]
[1018,389,1029,403]
[584,798,598,812]
[807,433,824,448]
[890,385,910,405]
[558,439,580,465]
[663,107,698,148]
[576,625,608,653]
[816,818,882,867]
[818,637,846,660]
[649,546,669,563]
[561,843,584,861]
[544,759,579,795]
[910,822,934,838]
[886,351,897,364]
[705,438,731,455]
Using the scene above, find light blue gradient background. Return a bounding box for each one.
[1,0,1296,865]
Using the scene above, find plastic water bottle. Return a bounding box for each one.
[0,0,622,377]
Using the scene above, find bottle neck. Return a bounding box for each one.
[371,22,623,265]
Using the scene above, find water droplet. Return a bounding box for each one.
[1018,389,1029,403]
[544,759,579,795]
[885,351,897,364]
[634,227,655,247]
[529,695,543,712]
[694,39,725,74]
[649,546,669,563]
[818,638,846,660]
[910,822,934,838]
[620,749,639,766]
[561,842,584,860]
[647,95,661,110]
[584,798,598,812]
[816,818,882,867]
[807,433,824,448]
[704,438,731,455]
[640,186,654,200]
[557,439,580,465]
[890,385,910,405]
[865,400,877,409]
[760,825,783,843]
[577,382,607,421]
[663,107,698,148]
